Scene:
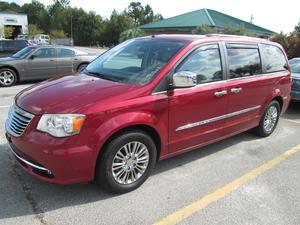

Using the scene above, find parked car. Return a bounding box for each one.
[289,58,300,102]
[5,35,291,193]
[34,34,50,45]
[0,45,97,87]
[0,39,30,57]
[16,34,29,40]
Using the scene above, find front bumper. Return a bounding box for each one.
[5,130,96,184]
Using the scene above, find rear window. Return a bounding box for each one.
[57,48,75,57]
[260,44,287,73]
[226,44,262,79]
[289,59,300,73]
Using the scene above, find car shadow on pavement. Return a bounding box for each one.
[0,131,258,220]
[0,103,299,220]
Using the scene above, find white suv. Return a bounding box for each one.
[34,34,50,45]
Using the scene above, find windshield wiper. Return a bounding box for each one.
[84,70,119,82]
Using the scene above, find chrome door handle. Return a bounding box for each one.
[231,88,242,93]
[214,90,227,97]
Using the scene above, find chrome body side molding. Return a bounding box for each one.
[176,105,261,131]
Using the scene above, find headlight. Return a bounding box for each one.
[37,114,86,137]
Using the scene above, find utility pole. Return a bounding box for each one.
[250,14,254,24]
[70,15,73,46]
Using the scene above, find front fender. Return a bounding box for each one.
[93,111,167,158]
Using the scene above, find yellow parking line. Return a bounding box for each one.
[152,144,300,225]
[283,119,300,125]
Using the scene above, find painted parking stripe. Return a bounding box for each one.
[283,119,300,125]
[0,105,10,109]
[152,144,300,225]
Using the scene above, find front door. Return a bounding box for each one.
[25,47,57,80]
[169,44,229,154]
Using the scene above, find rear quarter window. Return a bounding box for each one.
[260,44,287,73]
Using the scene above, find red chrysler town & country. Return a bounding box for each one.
[5,35,291,193]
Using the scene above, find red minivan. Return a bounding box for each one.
[5,35,291,193]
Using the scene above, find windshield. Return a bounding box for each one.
[289,59,300,73]
[12,47,35,58]
[84,38,187,85]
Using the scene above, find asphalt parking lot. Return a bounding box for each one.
[0,83,300,225]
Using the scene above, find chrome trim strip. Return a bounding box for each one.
[152,91,168,95]
[176,105,261,131]
[8,143,51,172]
[14,105,34,119]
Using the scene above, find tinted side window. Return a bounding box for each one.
[227,46,261,79]
[57,48,75,57]
[260,44,287,73]
[3,41,15,50]
[15,40,27,48]
[33,48,55,58]
[176,45,223,84]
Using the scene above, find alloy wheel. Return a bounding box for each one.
[0,70,15,86]
[112,141,149,185]
[263,105,278,133]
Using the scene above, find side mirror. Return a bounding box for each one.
[172,71,197,89]
[29,55,35,60]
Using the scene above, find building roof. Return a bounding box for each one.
[140,9,274,36]
[0,12,27,16]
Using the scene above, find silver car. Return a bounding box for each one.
[0,45,98,87]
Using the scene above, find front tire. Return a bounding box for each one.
[254,100,280,137]
[0,68,17,87]
[96,130,157,194]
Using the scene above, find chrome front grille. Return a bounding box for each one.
[6,104,34,137]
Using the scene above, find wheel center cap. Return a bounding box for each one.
[126,158,134,167]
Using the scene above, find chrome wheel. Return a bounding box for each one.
[263,105,278,133]
[112,141,149,185]
[0,70,15,86]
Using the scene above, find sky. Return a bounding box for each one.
[10,0,300,33]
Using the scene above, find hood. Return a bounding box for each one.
[16,74,143,115]
[292,72,300,79]
[0,57,17,63]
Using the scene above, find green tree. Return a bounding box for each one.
[126,2,163,26]
[119,28,145,42]
[223,25,246,35]
[192,24,219,34]
[21,1,50,33]
[295,21,300,38]
[270,31,300,59]
[127,2,144,26]
[48,0,70,31]
[102,10,134,46]
[50,29,66,39]
[69,8,104,46]
[28,24,44,36]
[0,26,15,39]
[0,1,22,12]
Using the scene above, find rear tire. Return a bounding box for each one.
[96,130,157,194]
[254,100,280,137]
[0,68,17,87]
